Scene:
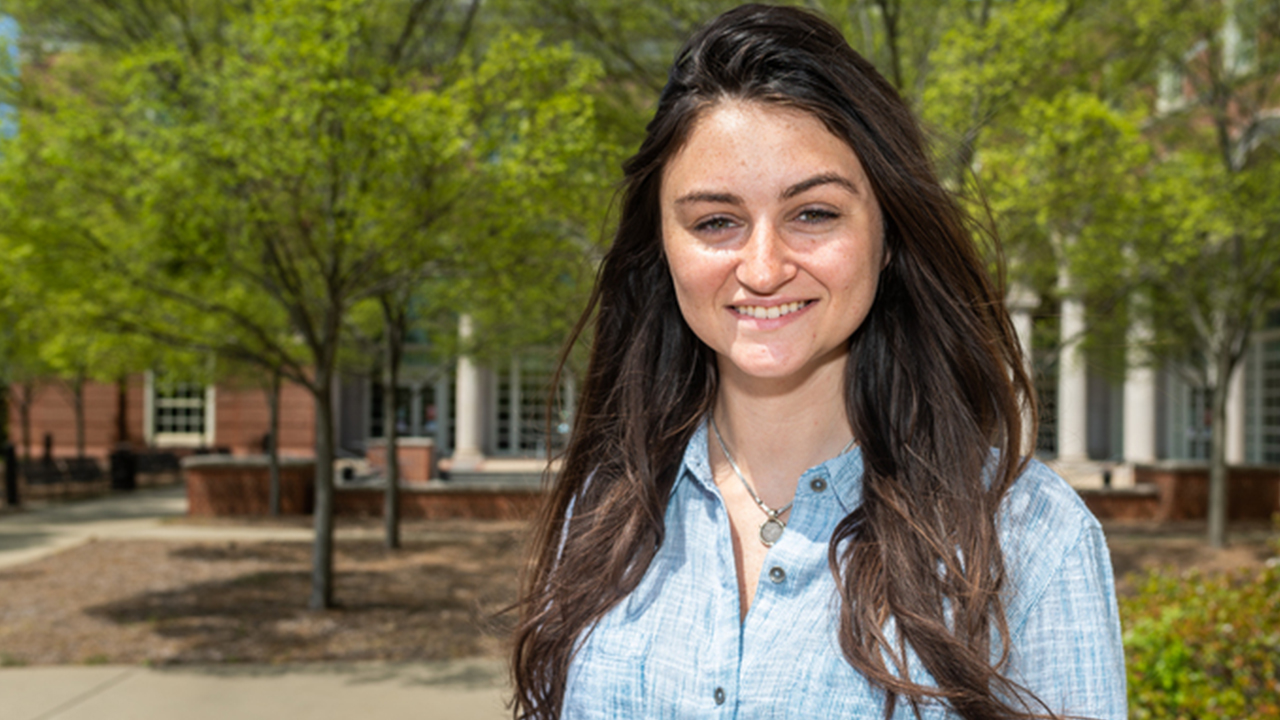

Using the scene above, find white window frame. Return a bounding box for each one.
[144,370,216,448]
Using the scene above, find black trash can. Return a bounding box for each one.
[110,448,137,491]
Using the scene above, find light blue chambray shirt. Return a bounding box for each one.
[562,421,1127,719]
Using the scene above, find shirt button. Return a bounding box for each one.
[714,687,726,705]
[768,566,786,584]
[810,476,827,492]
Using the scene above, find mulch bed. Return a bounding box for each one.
[0,520,525,667]
[1103,520,1279,594]
[0,517,1275,667]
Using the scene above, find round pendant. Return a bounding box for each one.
[759,518,785,547]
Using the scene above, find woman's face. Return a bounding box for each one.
[660,100,886,387]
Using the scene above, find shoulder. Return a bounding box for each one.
[996,460,1128,716]
[998,458,1099,546]
[996,459,1113,634]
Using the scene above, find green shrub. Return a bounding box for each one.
[1122,560,1280,719]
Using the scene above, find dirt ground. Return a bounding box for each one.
[0,519,525,667]
[0,517,1275,667]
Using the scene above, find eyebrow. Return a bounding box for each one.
[674,191,744,206]
[780,173,859,200]
[673,173,859,206]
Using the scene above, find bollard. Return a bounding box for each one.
[3,443,18,507]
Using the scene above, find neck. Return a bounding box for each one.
[712,353,854,499]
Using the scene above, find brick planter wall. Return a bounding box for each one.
[365,438,435,482]
[184,455,315,516]
[1133,463,1280,522]
[1079,486,1162,521]
[335,484,542,521]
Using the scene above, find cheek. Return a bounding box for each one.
[828,245,884,319]
[664,238,711,298]
[665,249,730,335]
[668,258,712,316]
[662,242,697,318]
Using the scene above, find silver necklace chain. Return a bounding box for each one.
[709,415,856,547]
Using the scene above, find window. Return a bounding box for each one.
[1261,340,1280,463]
[1184,386,1212,460]
[368,377,453,452]
[1156,61,1187,115]
[495,355,573,456]
[369,382,412,439]
[1222,0,1258,76]
[1165,371,1211,461]
[1034,350,1058,457]
[145,373,214,447]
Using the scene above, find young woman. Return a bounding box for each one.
[511,5,1126,719]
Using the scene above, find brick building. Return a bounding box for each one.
[7,373,316,460]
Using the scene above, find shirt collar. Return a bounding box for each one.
[677,419,715,495]
[678,416,865,512]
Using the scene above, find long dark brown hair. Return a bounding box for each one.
[512,5,1041,719]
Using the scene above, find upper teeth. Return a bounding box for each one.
[736,301,807,320]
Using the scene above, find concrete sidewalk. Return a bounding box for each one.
[0,485,478,569]
[0,488,513,719]
[2,660,509,720]
[0,485,193,569]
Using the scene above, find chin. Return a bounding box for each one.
[723,355,810,382]
[720,345,849,384]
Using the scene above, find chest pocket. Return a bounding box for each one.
[564,625,652,718]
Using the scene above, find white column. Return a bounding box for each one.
[452,315,485,470]
[1057,282,1089,462]
[1225,362,1246,464]
[1006,283,1037,455]
[1123,322,1158,465]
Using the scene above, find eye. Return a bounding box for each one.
[694,215,738,233]
[795,207,840,224]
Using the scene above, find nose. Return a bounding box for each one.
[736,223,796,294]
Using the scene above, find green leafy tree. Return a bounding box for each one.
[0,0,602,607]
[1118,0,1280,548]
[978,0,1280,548]
[0,243,53,461]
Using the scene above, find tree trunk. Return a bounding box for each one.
[382,298,403,550]
[309,368,337,611]
[0,380,9,450]
[1206,354,1233,549]
[266,370,282,517]
[73,375,86,459]
[384,366,399,545]
[18,381,32,463]
[115,376,128,446]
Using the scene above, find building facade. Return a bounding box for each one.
[6,345,571,477]
[1010,295,1280,487]
[7,306,1276,480]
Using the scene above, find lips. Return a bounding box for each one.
[732,300,811,320]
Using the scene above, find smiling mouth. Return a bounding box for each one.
[733,300,812,320]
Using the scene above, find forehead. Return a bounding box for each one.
[660,100,870,197]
